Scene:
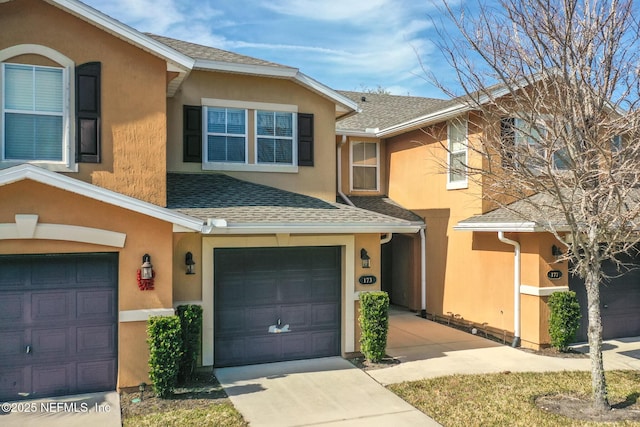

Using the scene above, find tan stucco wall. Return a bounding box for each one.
[1,0,168,206]
[166,71,338,201]
[173,233,202,302]
[0,180,175,388]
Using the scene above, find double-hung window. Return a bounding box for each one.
[256,110,294,165]
[3,63,64,162]
[205,107,246,163]
[502,117,569,171]
[351,141,379,191]
[447,117,468,189]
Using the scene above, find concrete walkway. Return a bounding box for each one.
[369,308,640,385]
[215,357,441,426]
[0,391,120,427]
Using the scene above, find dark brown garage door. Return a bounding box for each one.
[569,253,640,342]
[0,253,117,400]
[214,246,341,367]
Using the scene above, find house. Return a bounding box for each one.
[0,0,421,400]
[336,89,640,349]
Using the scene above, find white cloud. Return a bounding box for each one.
[262,0,391,21]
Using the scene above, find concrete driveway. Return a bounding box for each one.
[215,357,440,426]
[369,307,640,385]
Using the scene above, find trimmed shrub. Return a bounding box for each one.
[548,291,581,351]
[176,304,203,383]
[359,291,390,362]
[147,315,183,398]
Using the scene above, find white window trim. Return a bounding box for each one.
[201,98,299,173]
[0,45,76,172]
[254,110,297,167]
[446,116,468,190]
[349,140,380,192]
[202,106,248,165]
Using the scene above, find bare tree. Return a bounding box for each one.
[431,0,640,412]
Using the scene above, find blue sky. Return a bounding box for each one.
[82,0,462,98]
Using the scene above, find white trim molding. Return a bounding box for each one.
[119,308,175,322]
[0,214,126,247]
[520,285,569,297]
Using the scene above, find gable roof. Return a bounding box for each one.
[167,173,421,234]
[0,164,204,232]
[37,1,357,115]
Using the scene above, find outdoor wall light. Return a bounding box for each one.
[185,252,196,275]
[552,245,563,261]
[141,254,154,279]
[360,248,371,268]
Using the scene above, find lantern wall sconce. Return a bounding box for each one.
[360,248,371,269]
[141,254,153,279]
[185,252,196,275]
[551,245,563,262]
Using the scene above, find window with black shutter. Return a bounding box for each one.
[183,105,202,162]
[297,113,314,166]
[76,62,101,163]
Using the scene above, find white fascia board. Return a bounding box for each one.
[194,59,298,78]
[294,72,359,114]
[453,222,540,232]
[336,129,379,138]
[204,223,422,235]
[0,164,203,232]
[47,0,194,70]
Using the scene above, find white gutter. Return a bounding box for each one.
[380,233,392,244]
[337,135,356,207]
[202,223,422,235]
[498,231,521,347]
[420,227,427,317]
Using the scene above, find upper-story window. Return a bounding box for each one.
[501,117,569,172]
[196,99,312,173]
[3,63,65,162]
[447,117,468,189]
[351,141,379,191]
[205,107,247,163]
[256,110,295,165]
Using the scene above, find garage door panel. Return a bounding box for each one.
[311,278,340,299]
[281,334,309,358]
[311,332,340,355]
[311,303,340,327]
[280,277,310,303]
[249,279,278,304]
[281,304,308,328]
[32,292,70,320]
[31,328,69,357]
[76,258,115,285]
[0,367,28,397]
[0,331,24,358]
[216,309,246,334]
[77,325,115,354]
[0,293,24,321]
[77,359,116,391]
[77,290,115,320]
[214,337,245,365]
[32,261,71,287]
[216,277,244,305]
[246,306,278,332]
[0,264,24,286]
[32,363,73,396]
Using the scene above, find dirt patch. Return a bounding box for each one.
[120,372,230,419]
[536,393,640,422]
[348,355,401,370]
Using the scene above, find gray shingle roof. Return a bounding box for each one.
[146,34,291,69]
[341,196,424,224]
[167,173,419,228]
[336,91,454,133]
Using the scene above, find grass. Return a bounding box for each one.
[122,402,247,427]
[389,370,640,427]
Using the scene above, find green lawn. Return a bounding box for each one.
[122,402,247,427]
[389,370,640,426]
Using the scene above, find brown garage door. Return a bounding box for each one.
[569,253,640,342]
[0,253,117,400]
[214,246,341,367]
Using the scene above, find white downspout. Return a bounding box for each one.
[498,231,521,347]
[337,135,355,207]
[420,227,427,317]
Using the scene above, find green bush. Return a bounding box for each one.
[147,315,183,398]
[548,291,581,351]
[176,304,203,384]
[359,291,390,362]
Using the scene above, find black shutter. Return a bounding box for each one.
[297,113,314,166]
[76,62,101,163]
[183,105,202,162]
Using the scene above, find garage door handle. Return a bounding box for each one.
[603,304,608,309]
[25,345,31,354]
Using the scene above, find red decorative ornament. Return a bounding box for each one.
[137,269,155,290]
